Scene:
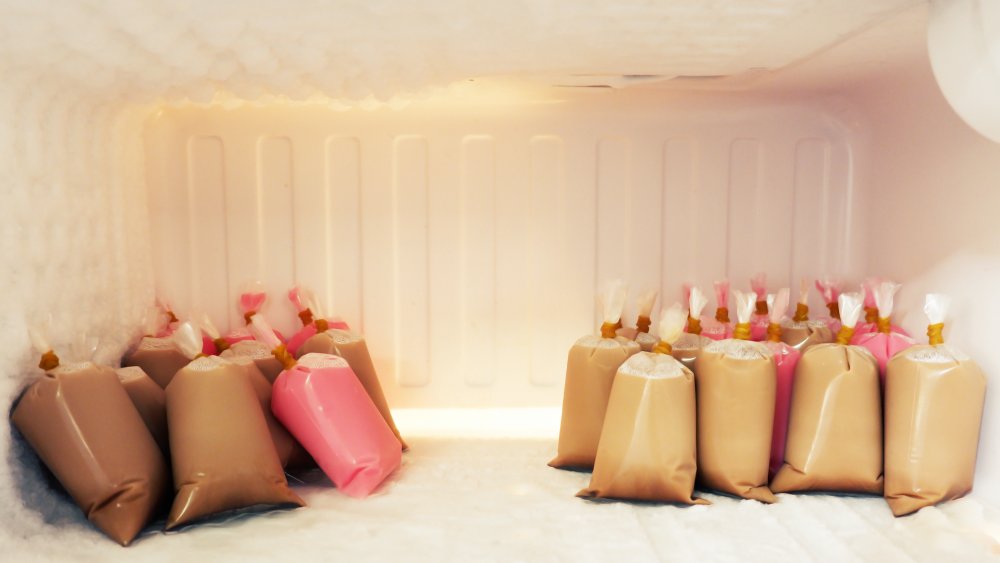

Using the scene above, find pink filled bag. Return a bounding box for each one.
[750,273,770,342]
[251,316,401,498]
[225,281,286,346]
[815,278,843,334]
[284,286,350,356]
[701,280,733,341]
[851,281,916,382]
[763,288,802,479]
[855,278,910,337]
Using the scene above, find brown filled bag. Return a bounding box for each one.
[226,355,313,469]
[220,339,284,384]
[165,353,304,529]
[780,278,834,353]
[694,289,776,502]
[296,328,406,449]
[615,289,658,342]
[551,281,640,469]
[122,336,191,389]
[12,359,170,546]
[580,305,707,504]
[115,366,169,455]
[771,292,883,495]
[884,295,986,516]
[672,287,712,374]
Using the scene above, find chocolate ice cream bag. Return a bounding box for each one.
[694,290,776,502]
[296,326,406,449]
[671,286,712,375]
[617,289,658,341]
[253,317,402,497]
[884,294,986,516]
[12,332,169,546]
[763,289,803,479]
[750,273,770,341]
[284,286,350,356]
[850,281,916,381]
[550,280,640,469]
[701,280,734,341]
[579,304,708,505]
[115,366,169,456]
[223,281,285,346]
[165,325,304,529]
[122,307,190,388]
[770,292,883,495]
[781,278,834,353]
[815,277,843,334]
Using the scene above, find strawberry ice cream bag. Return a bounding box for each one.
[851,281,916,382]
[763,288,803,479]
[750,273,770,341]
[224,281,285,345]
[815,278,843,334]
[855,278,910,337]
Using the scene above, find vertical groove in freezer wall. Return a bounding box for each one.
[223,136,260,331]
[792,139,832,284]
[325,137,363,330]
[257,137,297,336]
[528,135,566,387]
[392,135,430,387]
[185,136,230,329]
[595,137,632,294]
[726,139,762,284]
[460,136,497,387]
[662,139,698,306]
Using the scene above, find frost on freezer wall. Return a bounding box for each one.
[0,84,154,540]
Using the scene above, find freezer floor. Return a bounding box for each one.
[8,438,1000,562]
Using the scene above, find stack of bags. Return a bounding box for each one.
[11,284,404,546]
[551,278,986,517]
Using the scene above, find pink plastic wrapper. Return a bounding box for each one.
[285,286,351,355]
[271,353,401,497]
[854,279,910,337]
[762,289,802,478]
[850,281,915,381]
[750,273,769,341]
[225,284,285,345]
[701,280,733,341]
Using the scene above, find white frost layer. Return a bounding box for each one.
[704,339,773,359]
[297,353,349,369]
[904,344,971,363]
[4,436,999,562]
[223,340,273,360]
[618,352,685,379]
[575,335,638,350]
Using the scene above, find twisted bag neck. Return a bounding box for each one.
[877,316,892,334]
[298,308,314,327]
[636,315,652,334]
[836,325,855,345]
[243,310,257,326]
[827,301,840,320]
[213,337,230,352]
[755,300,768,315]
[864,306,878,324]
[314,318,329,333]
[600,322,618,339]
[793,302,809,322]
[167,310,179,324]
[271,344,297,370]
[715,307,730,323]
[927,322,945,345]
[733,322,751,340]
[653,341,672,355]
[687,316,702,335]
[613,319,622,330]
[38,350,59,371]
[766,322,782,342]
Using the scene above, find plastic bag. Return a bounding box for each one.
[763,289,803,479]
[550,280,640,469]
[850,281,916,380]
[884,294,986,516]
[749,273,769,341]
[671,286,711,374]
[781,278,834,353]
[616,289,658,341]
[701,280,733,341]
[285,286,350,356]
[814,277,842,334]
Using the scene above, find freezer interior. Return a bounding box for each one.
[3,1,1000,560]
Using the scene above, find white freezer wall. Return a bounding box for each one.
[144,88,868,408]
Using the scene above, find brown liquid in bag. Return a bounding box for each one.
[115,366,169,456]
[884,345,986,516]
[770,344,883,494]
[551,335,642,469]
[165,356,304,529]
[296,329,406,449]
[780,321,833,354]
[220,340,284,384]
[579,353,707,504]
[671,333,711,376]
[694,341,776,502]
[123,337,191,388]
[12,363,170,546]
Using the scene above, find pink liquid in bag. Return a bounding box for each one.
[751,316,769,341]
[852,331,916,383]
[700,318,732,341]
[766,341,801,479]
[271,353,401,497]
[286,320,350,357]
